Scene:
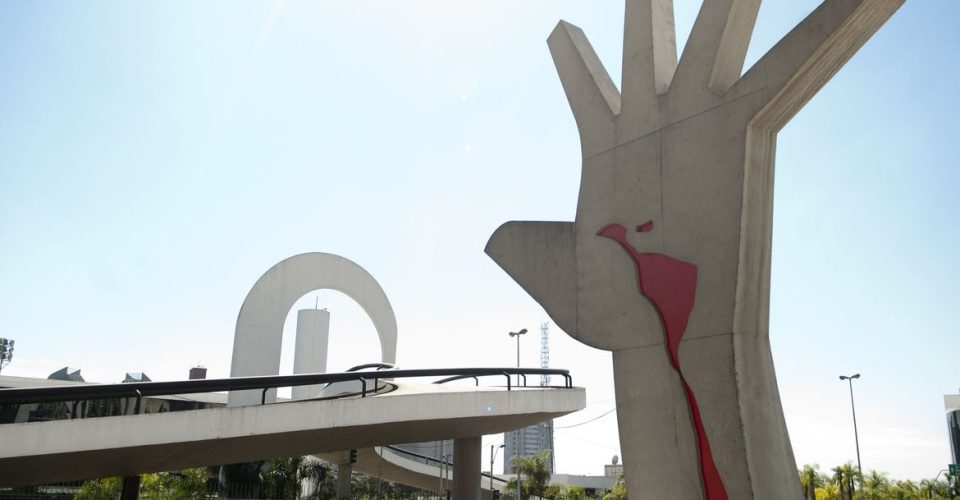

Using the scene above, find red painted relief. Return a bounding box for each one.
[597,222,728,500]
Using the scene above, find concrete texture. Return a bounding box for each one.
[486,0,903,498]
[453,436,482,500]
[292,308,331,400]
[228,253,397,407]
[336,463,353,499]
[0,383,584,487]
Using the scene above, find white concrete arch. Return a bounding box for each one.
[228,253,397,406]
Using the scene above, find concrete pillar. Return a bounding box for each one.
[453,436,482,500]
[292,308,330,400]
[336,463,352,500]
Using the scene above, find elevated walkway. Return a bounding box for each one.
[0,375,584,488]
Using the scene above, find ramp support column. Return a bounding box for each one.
[120,475,140,499]
[454,435,482,500]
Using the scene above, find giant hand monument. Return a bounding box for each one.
[485,0,903,498]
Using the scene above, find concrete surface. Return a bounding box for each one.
[0,383,584,487]
[453,436,482,500]
[486,0,903,498]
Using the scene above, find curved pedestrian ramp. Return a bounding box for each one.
[0,368,584,490]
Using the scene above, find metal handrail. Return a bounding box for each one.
[382,445,508,486]
[0,367,573,407]
[346,363,396,372]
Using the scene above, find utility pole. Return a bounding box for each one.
[508,327,528,499]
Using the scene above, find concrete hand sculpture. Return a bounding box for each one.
[485,0,902,498]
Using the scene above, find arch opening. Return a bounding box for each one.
[228,253,397,406]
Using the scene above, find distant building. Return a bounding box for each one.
[0,369,223,497]
[47,367,84,382]
[549,473,617,495]
[123,372,151,383]
[1,368,222,424]
[604,464,623,478]
[503,420,555,474]
[946,394,960,464]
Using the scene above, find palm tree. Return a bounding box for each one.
[918,477,951,499]
[817,483,842,500]
[890,479,919,500]
[298,458,337,499]
[800,464,827,500]
[506,450,553,499]
[831,463,860,500]
[863,470,890,499]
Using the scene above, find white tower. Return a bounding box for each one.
[292,308,331,400]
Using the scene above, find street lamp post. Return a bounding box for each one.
[508,328,527,499]
[490,444,504,494]
[839,373,864,500]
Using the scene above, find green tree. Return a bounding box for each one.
[863,469,890,499]
[350,471,430,499]
[890,479,920,500]
[505,450,552,499]
[918,478,951,499]
[816,482,841,500]
[262,456,338,500]
[74,476,122,499]
[300,460,337,499]
[564,486,588,499]
[831,463,860,500]
[800,464,827,500]
[543,484,566,499]
[139,469,208,499]
[543,484,589,500]
[75,469,209,500]
[602,475,627,500]
[504,476,528,499]
[260,457,302,499]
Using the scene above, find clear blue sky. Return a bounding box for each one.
[1,0,957,481]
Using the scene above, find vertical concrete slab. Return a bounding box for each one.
[454,436,482,500]
[337,462,353,500]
